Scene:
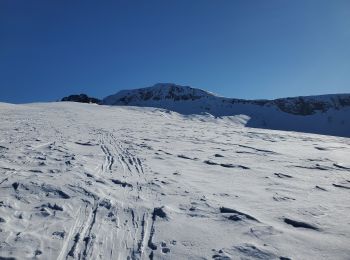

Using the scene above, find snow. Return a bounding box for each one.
[102,83,350,138]
[0,101,350,259]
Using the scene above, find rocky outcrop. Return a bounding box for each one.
[61,94,101,104]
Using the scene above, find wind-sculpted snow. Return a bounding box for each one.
[0,102,350,259]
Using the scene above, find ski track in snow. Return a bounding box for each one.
[0,102,350,259]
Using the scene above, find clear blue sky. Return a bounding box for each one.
[1,0,349,103]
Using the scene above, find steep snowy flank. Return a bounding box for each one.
[102,83,350,137]
[0,102,349,259]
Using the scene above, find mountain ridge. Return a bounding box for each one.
[101,83,350,137]
[102,83,350,116]
[104,82,350,101]
[60,83,350,137]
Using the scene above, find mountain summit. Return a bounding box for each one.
[103,83,217,105]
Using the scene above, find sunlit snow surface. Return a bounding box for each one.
[0,102,349,259]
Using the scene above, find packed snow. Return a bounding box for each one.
[0,102,350,259]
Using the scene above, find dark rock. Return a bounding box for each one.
[152,207,167,220]
[12,182,19,191]
[283,218,319,230]
[61,94,101,104]
[220,207,259,222]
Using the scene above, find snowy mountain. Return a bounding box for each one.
[0,101,349,259]
[103,83,350,137]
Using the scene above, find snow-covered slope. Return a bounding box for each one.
[103,83,350,137]
[0,102,349,259]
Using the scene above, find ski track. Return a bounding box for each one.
[58,129,153,260]
[0,102,350,259]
